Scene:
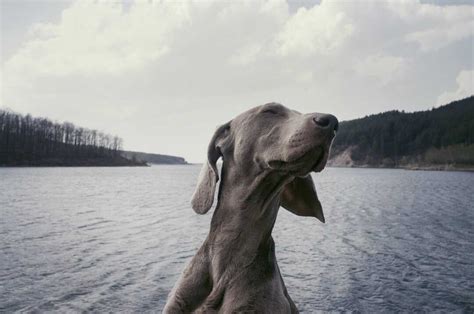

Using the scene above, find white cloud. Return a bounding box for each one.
[436,70,473,106]
[5,0,191,78]
[354,54,407,86]
[275,3,354,57]
[229,43,262,66]
[402,3,474,52]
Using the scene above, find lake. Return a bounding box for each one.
[1,166,473,312]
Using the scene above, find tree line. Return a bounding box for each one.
[331,96,474,164]
[0,109,124,165]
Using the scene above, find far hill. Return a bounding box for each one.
[328,96,474,171]
[121,151,188,165]
[0,109,145,167]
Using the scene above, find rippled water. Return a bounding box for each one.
[1,166,473,312]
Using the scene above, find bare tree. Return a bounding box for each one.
[0,109,125,165]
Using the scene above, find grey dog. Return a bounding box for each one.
[164,103,338,313]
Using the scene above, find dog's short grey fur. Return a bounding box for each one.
[164,103,338,313]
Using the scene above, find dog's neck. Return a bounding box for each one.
[206,162,292,271]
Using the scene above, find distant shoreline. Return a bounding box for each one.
[327,164,474,172]
[121,150,188,165]
[0,164,148,168]
[0,156,148,167]
[2,163,472,172]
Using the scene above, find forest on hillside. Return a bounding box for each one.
[329,96,474,169]
[0,109,142,166]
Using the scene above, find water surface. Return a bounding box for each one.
[1,166,473,312]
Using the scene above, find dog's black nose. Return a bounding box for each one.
[313,114,338,132]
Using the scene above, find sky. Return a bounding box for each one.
[1,0,473,163]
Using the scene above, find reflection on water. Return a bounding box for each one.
[1,166,473,312]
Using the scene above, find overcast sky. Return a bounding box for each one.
[1,0,473,162]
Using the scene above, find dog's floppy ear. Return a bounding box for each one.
[191,122,230,214]
[280,175,325,223]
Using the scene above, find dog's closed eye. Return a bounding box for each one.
[262,108,279,114]
[261,107,286,116]
[260,102,288,116]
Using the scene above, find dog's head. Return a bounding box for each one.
[191,102,338,223]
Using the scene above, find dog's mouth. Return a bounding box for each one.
[293,145,329,174]
[311,147,329,172]
[268,145,329,175]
